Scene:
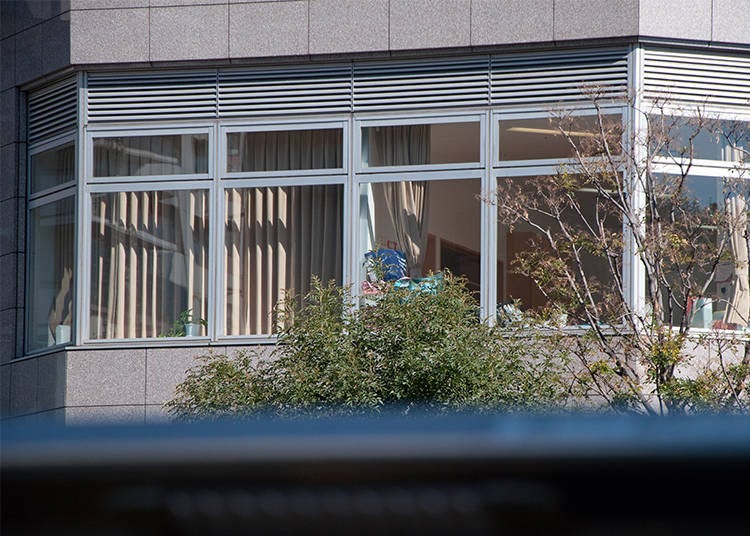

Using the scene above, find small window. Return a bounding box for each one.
[649,116,750,162]
[30,142,75,194]
[498,114,622,161]
[361,122,481,167]
[226,128,343,173]
[93,134,208,177]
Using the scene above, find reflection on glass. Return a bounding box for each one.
[496,176,620,323]
[361,122,480,167]
[650,116,750,162]
[499,114,622,160]
[654,175,749,329]
[226,129,343,172]
[93,134,208,177]
[30,143,75,194]
[27,196,75,352]
[90,190,209,339]
[225,185,343,335]
[360,179,481,295]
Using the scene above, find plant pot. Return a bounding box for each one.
[184,322,202,337]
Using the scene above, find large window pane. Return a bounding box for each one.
[654,175,749,329]
[496,176,620,323]
[90,190,209,339]
[360,178,481,295]
[93,134,208,177]
[650,116,750,162]
[499,114,622,161]
[225,185,343,335]
[226,129,343,172]
[361,122,480,167]
[30,142,75,194]
[27,196,75,352]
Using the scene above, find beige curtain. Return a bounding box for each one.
[46,197,75,342]
[90,190,209,339]
[237,130,342,171]
[94,136,184,176]
[225,185,343,335]
[369,125,431,277]
[724,193,749,326]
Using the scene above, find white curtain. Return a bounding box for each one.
[225,185,343,335]
[90,190,209,339]
[724,193,749,326]
[368,125,431,277]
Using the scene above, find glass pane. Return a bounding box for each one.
[93,134,208,177]
[359,178,481,296]
[226,129,343,172]
[496,176,620,324]
[90,190,209,339]
[499,114,622,160]
[27,196,75,352]
[650,116,750,162]
[225,185,343,335]
[30,142,75,194]
[653,175,749,329]
[361,122,481,167]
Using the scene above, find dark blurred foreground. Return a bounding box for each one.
[2,411,750,535]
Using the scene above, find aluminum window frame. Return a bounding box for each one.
[80,180,215,346]
[85,125,215,184]
[27,132,77,202]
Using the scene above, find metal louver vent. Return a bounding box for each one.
[28,76,78,144]
[218,65,352,117]
[87,71,218,122]
[353,57,489,111]
[643,48,750,108]
[491,49,629,105]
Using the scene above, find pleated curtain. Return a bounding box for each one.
[724,193,750,326]
[225,131,343,335]
[90,190,209,339]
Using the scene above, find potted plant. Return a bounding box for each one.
[180,309,207,337]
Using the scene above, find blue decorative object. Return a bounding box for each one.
[364,248,408,282]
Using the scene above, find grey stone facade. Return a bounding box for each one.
[1,0,749,423]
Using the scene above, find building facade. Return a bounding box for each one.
[2,0,749,423]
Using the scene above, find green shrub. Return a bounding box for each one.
[166,273,571,420]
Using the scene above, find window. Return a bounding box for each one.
[27,196,75,352]
[30,142,75,194]
[361,120,481,168]
[89,189,210,339]
[226,128,343,172]
[91,133,209,178]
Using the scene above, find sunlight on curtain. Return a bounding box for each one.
[90,190,209,339]
[367,125,431,276]
[724,193,749,326]
[225,185,343,335]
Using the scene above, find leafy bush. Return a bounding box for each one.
[166,273,571,420]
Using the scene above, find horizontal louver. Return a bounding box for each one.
[643,48,750,108]
[28,76,78,144]
[353,57,489,111]
[491,49,629,105]
[87,71,217,122]
[218,65,352,117]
